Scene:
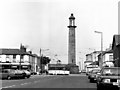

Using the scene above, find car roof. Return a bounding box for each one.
[102,67,120,69]
[3,69,15,70]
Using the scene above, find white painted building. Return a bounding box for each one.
[0,49,31,70]
[102,50,114,67]
[91,51,101,62]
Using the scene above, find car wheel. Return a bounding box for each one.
[89,79,93,83]
[97,83,105,90]
[27,76,30,78]
[97,83,101,90]
[7,76,11,80]
[88,76,90,79]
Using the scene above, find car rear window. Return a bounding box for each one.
[101,68,120,76]
[92,69,100,74]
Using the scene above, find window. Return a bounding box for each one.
[109,55,113,61]
[13,55,16,63]
[6,55,9,62]
[0,56,1,62]
[6,55,9,58]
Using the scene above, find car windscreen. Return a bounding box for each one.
[101,68,120,76]
[92,70,100,74]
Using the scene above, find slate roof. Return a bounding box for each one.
[0,49,29,55]
[84,60,93,63]
[48,64,67,67]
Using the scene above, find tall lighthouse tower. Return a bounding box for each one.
[68,13,77,65]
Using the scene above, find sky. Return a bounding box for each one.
[0,0,119,69]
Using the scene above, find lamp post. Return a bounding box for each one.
[94,31,103,68]
[94,31,103,52]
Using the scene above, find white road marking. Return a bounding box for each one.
[2,75,64,88]
[2,85,16,88]
[33,75,64,83]
[20,82,31,85]
[34,81,40,83]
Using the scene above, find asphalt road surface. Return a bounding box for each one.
[1,74,97,89]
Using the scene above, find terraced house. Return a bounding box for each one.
[0,45,40,74]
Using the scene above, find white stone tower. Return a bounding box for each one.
[68,13,77,65]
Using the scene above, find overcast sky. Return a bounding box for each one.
[0,0,119,67]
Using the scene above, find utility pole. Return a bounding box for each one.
[19,55,21,70]
[40,48,42,74]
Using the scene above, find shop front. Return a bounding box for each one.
[0,63,31,70]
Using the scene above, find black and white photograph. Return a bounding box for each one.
[0,0,120,90]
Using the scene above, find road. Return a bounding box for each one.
[1,74,97,89]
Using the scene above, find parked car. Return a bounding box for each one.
[0,69,25,79]
[21,70,31,78]
[87,70,93,79]
[96,67,120,90]
[31,71,37,75]
[14,69,26,79]
[81,70,86,73]
[88,68,100,83]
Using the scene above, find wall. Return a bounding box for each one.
[0,55,6,62]
[91,52,100,62]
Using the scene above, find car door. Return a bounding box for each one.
[0,69,2,78]
[2,70,9,78]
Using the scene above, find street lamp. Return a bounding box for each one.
[94,31,103,52]
[94,31,103,68]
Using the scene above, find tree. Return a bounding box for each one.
[41,56,51,65]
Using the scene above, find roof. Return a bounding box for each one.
[102,67,120,69]
[97,51,106,57]
[84,61,93,63]
[32,54,39,57]
[86,54,92,56]
[102,49,113,55]
[0,49,29,55]
[112,35,120,49]
[48,64,67,67]
[92,51,101,53]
